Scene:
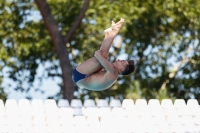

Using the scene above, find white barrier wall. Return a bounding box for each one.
[0,99,200,133]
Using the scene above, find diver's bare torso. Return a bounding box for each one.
[77,70,118,91]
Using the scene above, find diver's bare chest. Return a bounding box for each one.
[77,71,118,90]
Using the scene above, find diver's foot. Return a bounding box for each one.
[104,18,124,36]
[111,18,124,32]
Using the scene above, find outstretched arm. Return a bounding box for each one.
[94,50,115,73]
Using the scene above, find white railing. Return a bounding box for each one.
[0,98,199,133]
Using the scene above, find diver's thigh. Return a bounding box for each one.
[76,57,102,75]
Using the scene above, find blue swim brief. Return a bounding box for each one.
[72,69,88,83]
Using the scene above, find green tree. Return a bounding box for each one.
[0,0,200,103]
[0,0,90,102]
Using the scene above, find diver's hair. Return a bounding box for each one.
[121,60,135,76]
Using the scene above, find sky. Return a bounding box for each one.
[2,10,59,102]
[2,63,61,102]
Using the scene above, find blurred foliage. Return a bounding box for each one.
[0,0,200,103]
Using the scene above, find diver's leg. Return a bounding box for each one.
[100,18,124,58]
[76,18,124,75]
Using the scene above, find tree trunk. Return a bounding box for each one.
[35,0,90,102]
[34,0,75,102]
